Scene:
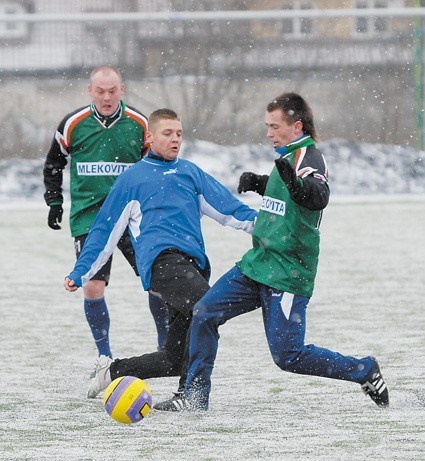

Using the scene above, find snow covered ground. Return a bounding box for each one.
[0,138,424,203]
[0,195,424,460]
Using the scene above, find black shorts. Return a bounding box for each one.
[74,229,139,285]
[110,249,211,384]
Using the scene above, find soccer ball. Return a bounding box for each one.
[103,376,153,424]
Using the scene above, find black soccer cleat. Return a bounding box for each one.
[153,391,209,412]
[361,358,389,407]
[153,392,188,412]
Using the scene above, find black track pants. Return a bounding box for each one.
[110,250,210,385]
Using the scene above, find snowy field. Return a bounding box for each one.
[0,195,424,460]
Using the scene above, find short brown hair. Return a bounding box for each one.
[267,92,317,141]
[148,108,180,127]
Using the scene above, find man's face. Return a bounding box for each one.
[88,70,124,116]
[148,119,183,161]
[265,109,303,148]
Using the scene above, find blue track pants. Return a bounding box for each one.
[185,266,374,408]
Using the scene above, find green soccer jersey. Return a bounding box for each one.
[237,138,327,297]
[44,102,148,237]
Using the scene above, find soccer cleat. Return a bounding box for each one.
[153,392,188,412]
[153,391,209,412]
[361,358,389,407]
[87,355,113,399]
[89,354,112,378]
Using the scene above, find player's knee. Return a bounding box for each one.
[84,280,106,299]
[272,350,302,372]
[192,298,210,320]
[192,304,223,332]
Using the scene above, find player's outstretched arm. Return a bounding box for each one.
[64,277,79,292]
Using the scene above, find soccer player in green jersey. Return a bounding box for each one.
[43,66,168,361]
[154,92,389,412]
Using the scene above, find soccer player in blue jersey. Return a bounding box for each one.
[64,108,258,399]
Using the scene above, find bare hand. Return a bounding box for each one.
[64,277,79,292]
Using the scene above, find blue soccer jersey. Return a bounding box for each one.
[67,153,258,290]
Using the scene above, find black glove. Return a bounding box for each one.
[237,172,269,195]
[48,204,63,230]
[274,157,301,193]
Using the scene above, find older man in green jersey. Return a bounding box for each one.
[43,66,168,361]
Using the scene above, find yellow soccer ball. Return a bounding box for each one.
[103,376,153,424]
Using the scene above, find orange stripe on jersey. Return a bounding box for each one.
[124,107,148,129]
[59,136,68,151]
[63,107,92,147]
[124,107,148,146]
[293,147,306,174]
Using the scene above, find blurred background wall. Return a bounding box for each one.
[0,0,423,158]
